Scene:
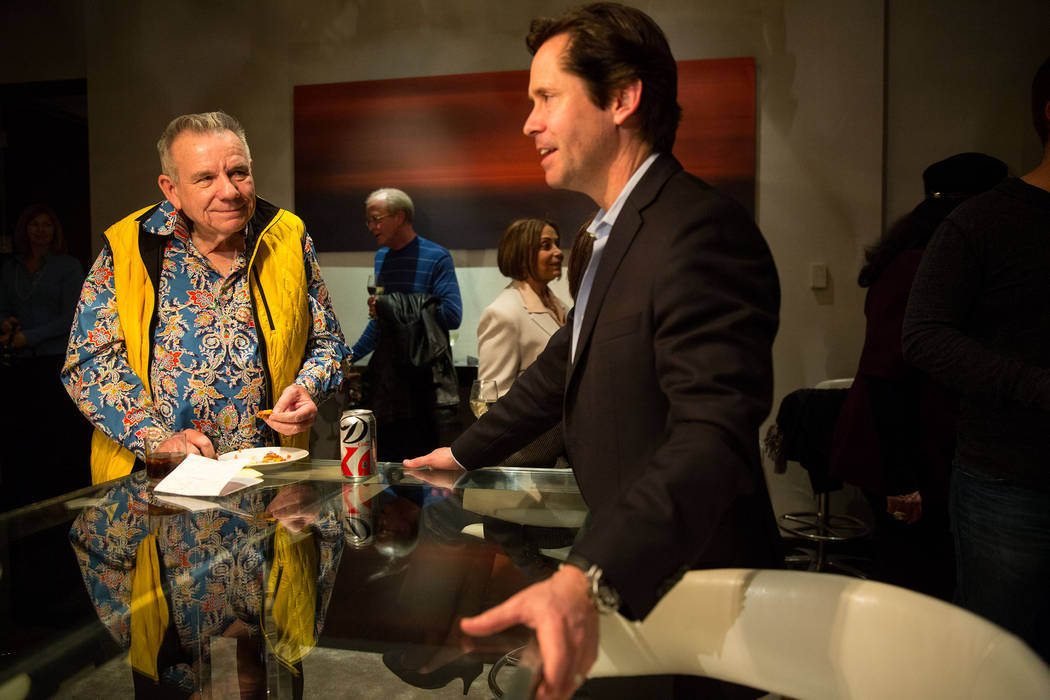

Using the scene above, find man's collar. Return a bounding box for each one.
[142,200,186,237]
[587,152,661,238]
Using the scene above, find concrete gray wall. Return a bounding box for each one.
[2,0,1048,517]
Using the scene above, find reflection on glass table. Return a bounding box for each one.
[0,461,583,698]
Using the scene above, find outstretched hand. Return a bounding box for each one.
[403,447,461,471]
[460,565,598,700]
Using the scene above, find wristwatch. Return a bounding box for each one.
[563,553,621,614]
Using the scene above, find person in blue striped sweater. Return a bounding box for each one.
[351,188,463,460]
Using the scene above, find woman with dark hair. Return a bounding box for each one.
[0,203,87,507]
[0,203,83,358]
[830,152,1007,599]
[476,218,567,466]
[478,218,567,398]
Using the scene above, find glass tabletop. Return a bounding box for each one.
[0,461,584,698]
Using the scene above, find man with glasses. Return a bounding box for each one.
[350,188,462,461]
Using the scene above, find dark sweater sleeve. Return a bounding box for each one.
[902,219,1050,410]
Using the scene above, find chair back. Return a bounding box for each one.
[590,568,1050,699]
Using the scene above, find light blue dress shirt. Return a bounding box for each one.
[571,152,660,361]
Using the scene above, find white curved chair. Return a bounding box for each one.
[591,568,1050,699]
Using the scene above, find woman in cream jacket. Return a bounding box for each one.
[477,218,567,465]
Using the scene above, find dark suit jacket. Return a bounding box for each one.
[452,154,782,618]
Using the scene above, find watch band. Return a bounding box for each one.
[562,553,621,614]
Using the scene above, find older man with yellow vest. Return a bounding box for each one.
[63,111,348,484]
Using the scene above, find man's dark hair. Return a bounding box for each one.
[526,2,682,153]
[1032,55,1050,145]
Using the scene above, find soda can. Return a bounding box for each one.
[340,409,376,480]
[341,483,375,549]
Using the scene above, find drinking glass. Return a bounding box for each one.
[470,380,499,418]
[143,427,187,481]
[366,273,384,297]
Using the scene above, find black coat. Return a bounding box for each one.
[452,155,782,618]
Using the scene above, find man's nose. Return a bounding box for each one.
[217,174,239,198]
[523,106,541,137]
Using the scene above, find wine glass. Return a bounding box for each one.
[470,380,499,418]
[366,273,384,297]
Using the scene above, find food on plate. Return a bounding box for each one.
[257,450,290,464]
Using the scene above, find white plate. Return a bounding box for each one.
[218,446,309,466]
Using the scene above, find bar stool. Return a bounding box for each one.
[765,380,871,576]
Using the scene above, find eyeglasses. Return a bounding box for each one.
[366,213,393,226]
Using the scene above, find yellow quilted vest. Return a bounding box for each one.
[90,200,311,484]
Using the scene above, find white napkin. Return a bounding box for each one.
[154,453,263,496]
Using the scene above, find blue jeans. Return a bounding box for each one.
[951,464,1050,662]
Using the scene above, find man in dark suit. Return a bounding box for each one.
[406,3,781,698]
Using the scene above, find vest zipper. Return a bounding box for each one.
[253,268,276,330]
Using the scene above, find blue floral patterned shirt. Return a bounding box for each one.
[62,201,348,457]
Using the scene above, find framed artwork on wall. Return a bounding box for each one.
[294,57,755,251]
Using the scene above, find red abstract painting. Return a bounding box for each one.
[295,57,754,251]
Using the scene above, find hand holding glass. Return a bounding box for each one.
[367,274,384,319]
[470,380,499,418]
[143,428,187,481]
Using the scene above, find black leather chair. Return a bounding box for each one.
[766,382,871,576]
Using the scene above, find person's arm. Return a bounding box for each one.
[264,234,349,436]
[0,259,15,336]
[451,319,570,468]
[21,256,85,349]
[61,245,161,458]
[903,219,1050,408]
[350,318,376,362]
[290,233,348,401]
[430,250,462,331]
[476,299,521,397]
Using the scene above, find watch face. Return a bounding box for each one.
[589,566,621,614]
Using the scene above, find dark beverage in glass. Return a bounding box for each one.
[146,451,184,480]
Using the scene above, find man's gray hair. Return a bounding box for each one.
[366,188,414,224]
[157,111,251,180]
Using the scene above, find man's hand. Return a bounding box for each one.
[460,564,598,700]
[367,296,377,319]
[265,384,317,435]
[402,448,464,488]
[180,429,216,459]
[887,490,922,524]
[267,485,320,532]
[403,447,460,470]
[0,316,20,346]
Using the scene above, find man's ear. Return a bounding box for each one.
[611,79,643,126]
[158,173,181,209]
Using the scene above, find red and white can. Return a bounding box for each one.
[340,409,376,480]
[341,483,375,549]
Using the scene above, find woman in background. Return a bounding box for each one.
[477,218,567,466]
[830,152,1007,599]
[478,218,566,392]
[0,203,87,508]
[0,203,83,359]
